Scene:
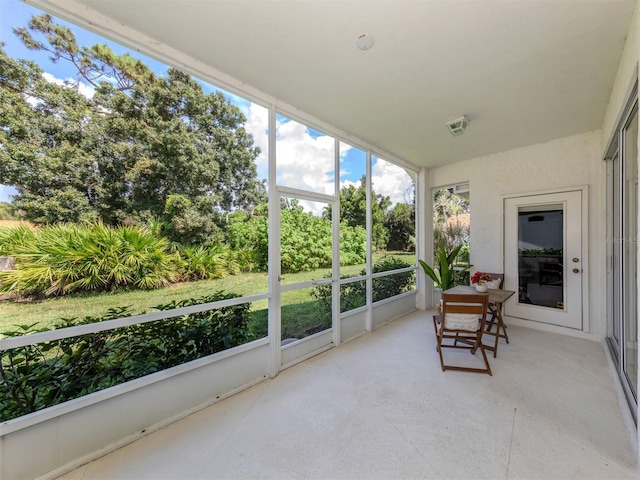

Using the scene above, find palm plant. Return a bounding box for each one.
[0,222,180,296]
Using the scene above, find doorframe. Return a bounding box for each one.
[501,185,590,335]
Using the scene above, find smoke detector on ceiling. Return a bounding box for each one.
[446,115,469,136]
[356,34,374,50]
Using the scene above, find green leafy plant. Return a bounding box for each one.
[419,244,470,290]
[0,222,181,296]
[178,244,235,280]
[312,257,414,315]
[371,257,415,302]
[227,202,367,273]
[0,292,252,421]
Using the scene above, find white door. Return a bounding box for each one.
[277,191,336,369]
[504,190,584,329]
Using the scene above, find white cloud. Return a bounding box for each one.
[24,73,96,107]
[242,103,416,213]
[372,159,414,206]
[275,118,335,196]
[41,73,95,98]
[243,111,341,215]
[243,103,269,181]
[340,178,361,190]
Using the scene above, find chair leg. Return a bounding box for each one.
[478,344,493,376]
[436,333,446,372]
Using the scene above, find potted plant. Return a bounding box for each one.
[419,244,471,291]
[470,271,493,292]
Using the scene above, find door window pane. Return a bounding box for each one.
[623,108,638,399]
[518,206,564,309]
[281,286,331,342]
[279,197,332,285]
[611,151,622,349]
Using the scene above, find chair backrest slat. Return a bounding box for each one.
[441,293,489,322]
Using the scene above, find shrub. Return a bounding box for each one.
[339,222,366,266]
[312,256,414,315]
[371,256,416,302]
[0,224,37,255]
[178,244,235,280]
[0,291,252,421]
[312,275,367,314]
[0,222,181,296]
[228,206,367,273]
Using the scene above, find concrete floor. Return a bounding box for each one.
[58,310,638,480]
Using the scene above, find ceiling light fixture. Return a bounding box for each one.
[446,115,469,136]
[356,34,374,50]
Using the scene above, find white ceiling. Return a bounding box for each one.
[35,0,635,169]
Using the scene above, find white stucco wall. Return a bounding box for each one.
[428,130,605,338]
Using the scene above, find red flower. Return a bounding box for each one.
[471,271,493,285]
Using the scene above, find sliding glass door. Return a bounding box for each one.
[606,89,638,422]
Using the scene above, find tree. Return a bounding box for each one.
[433,188,470,264]
[385,202,415,251]
[228,200,366,272]
[326,176,391,252]
[0,202,17,220]
[0,44,101,224]
[1,15,266,233]
[162,194,223,246]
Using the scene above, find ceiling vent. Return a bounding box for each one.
[446,115,469,136]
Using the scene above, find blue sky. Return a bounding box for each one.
[0,0,411,206]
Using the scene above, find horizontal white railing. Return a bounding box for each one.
[0,292,270,350]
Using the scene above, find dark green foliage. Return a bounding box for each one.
[371,257,416,302]
[279,200,332,272]
[385,202,415,252]
[1,16,265,227]
[0,292,252,421]
[326,177,392,252]
[312,276,367,314]
[0,202,17,220]
[227,201,366,273]
[340,279,367,312]
[0,45,102,225]
[312,257,414,315]
[339,222,366,266]
[226,206,268,270]
[162,194,224,247]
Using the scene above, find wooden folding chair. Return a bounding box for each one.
[481,273,509,356]
[432,292,492,375]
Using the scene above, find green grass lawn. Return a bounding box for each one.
[0,252,415,338]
